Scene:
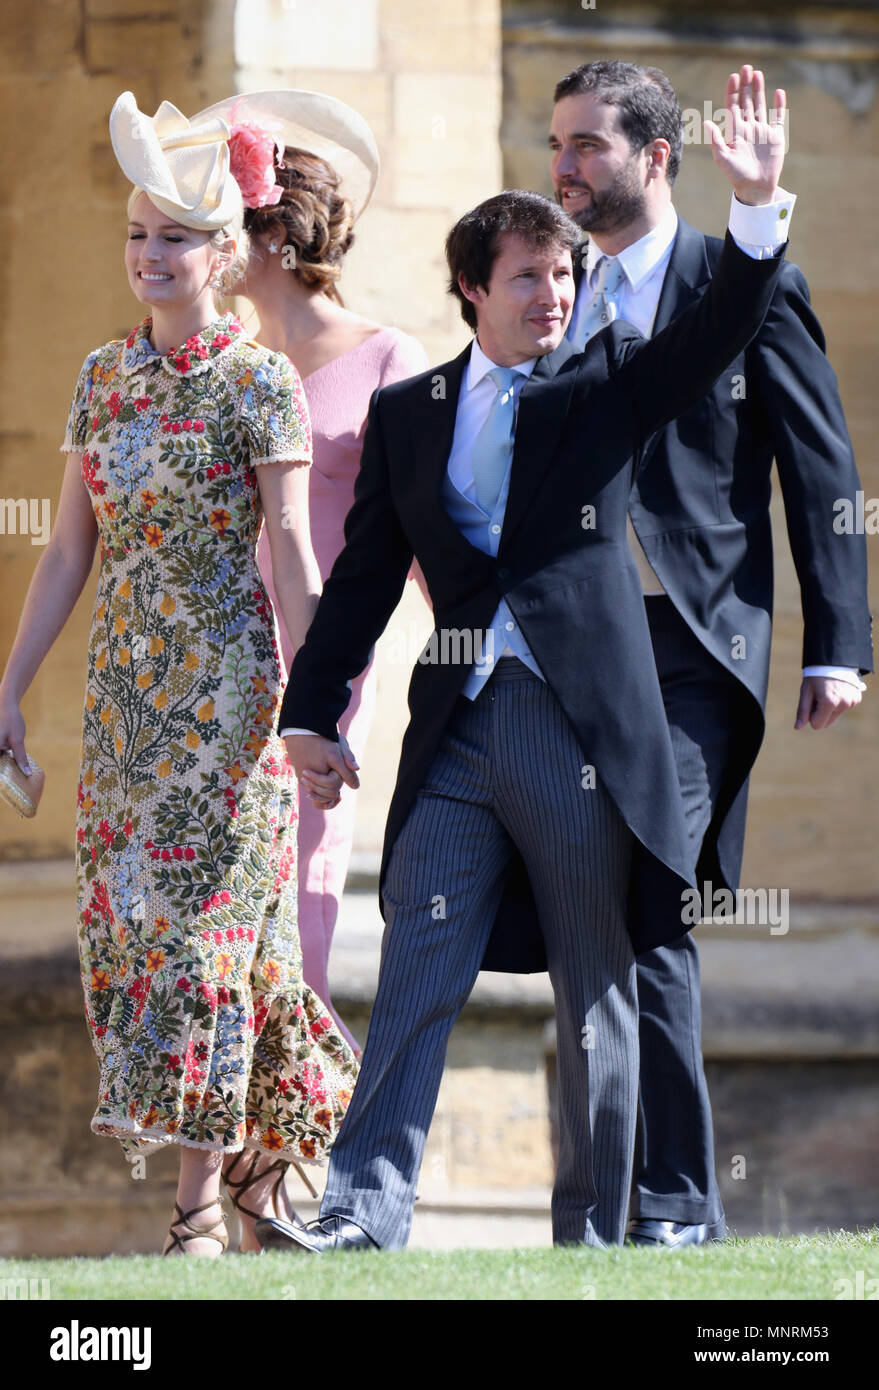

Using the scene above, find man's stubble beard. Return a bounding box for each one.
[561,162,648,236]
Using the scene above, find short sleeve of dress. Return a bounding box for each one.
[244,350,313,468]
[60,350,101,454]
[378,330,429,388]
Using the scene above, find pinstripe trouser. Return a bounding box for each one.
[320,658,638,1248]
[631,595,739,1227]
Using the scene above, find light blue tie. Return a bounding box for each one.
[471,366,518,515]
[569,254,627,348]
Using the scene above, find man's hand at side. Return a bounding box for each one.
[284,732,360,810]
[794,676,863,731]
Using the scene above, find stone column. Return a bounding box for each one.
[234,0,504,856]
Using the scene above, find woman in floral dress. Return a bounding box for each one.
[190,89,428,1057]
[0,92,358,1256]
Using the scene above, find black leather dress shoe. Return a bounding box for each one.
[255,1213,379,1254]
[626,1217,727,1248]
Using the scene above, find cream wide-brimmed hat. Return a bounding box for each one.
[109,90,244,232]
[189,89,380,221]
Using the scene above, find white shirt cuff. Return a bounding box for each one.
[802,666,867,692]
[279,727,321,738]
[728,187,796,257]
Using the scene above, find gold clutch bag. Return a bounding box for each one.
[0,750,45,818]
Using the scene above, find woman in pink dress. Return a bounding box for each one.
[199,91,428,1052]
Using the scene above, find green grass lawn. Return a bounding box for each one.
[3,1230,877,1300]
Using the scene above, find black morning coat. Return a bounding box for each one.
[278,234,800,972]
[575,218,873,906]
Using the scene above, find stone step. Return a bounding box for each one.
[1,862,877,1253]
[0,1183,557,1255]
[330,882,879,1058]
[2,863,878,1052]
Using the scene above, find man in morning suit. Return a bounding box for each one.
[548,61,872,1248]
[257,69,794,1252]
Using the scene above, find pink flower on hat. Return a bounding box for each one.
[229,121,284,209]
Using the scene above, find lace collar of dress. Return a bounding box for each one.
[120,313,245,379]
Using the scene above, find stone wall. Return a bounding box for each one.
[0,0,502,864]
[2,872,876,1253]
[501,0,879,899]
[234,0,502,364]
[4,0,874,900]
[0,0,239,860]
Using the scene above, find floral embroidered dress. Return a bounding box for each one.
[61,311,358,1158]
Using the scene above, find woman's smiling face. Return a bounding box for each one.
[125,192,223,312]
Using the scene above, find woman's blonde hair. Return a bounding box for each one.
[125,186,250,304]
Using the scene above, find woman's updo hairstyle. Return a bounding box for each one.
[244,146,355,303]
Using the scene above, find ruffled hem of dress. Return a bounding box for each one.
[94,1113,331,1163]
[59,441,81,453]
[250,453,312,468]
[238,1140,326,1168]
[95,1118,236,1153]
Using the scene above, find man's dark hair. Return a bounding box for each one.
[445,190,581,332]
[554,60,683,184]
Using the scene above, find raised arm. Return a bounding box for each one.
[707,65,787,209]
[613,66,791,447]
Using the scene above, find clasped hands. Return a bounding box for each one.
[284,732,360,810]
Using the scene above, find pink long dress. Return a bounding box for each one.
[257,327,428,1052]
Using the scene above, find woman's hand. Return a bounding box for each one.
[0,691,31,775]
[285,731,360,811]
[0,452,98,765]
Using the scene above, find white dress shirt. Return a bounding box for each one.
[446,338,536,504]
[568,201,680,346]
[445,338,546,697]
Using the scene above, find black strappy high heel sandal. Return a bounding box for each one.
[223,1151,318,1230]
[162,1198,229,1256]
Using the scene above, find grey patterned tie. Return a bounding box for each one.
[570,253,665,593]
[569,254,627,349]
[471,366,519,515]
